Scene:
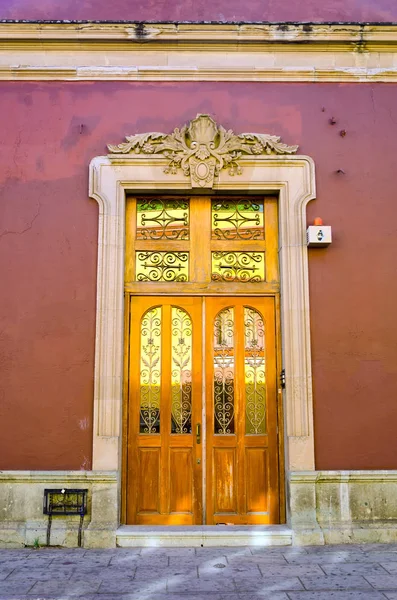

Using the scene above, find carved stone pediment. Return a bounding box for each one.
[108,114,298,188]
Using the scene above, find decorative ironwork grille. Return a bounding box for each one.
[137,198,189,240]
[43,489,87,516]
[211,251,265,282]
[136,251,189,282]
[244,307,266,434]
[213,307,235,434]
[212,199,264,240]
[171,307,193,434]
[140,307,161,433]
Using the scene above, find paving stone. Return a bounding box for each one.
[134,566,198,580]
[360,544,397,553]
[82,595,242,600]
[0,543,397,598]
[110,553,169,567]
[169,555,232,567]
[365,575,397,590]
[0,568,15,580]
[6,566,74,580]
[29,578,101,596]
[304,545,365,554]
[251,547,307,556]
[0,597,37,600]
[345,553,397,563]
[287,593,387,600]
[258,564,324,577]
[321,562,388,576]
[78,564,136,574]
[0,581,35,594]
[34,548,85,556]
[143,547,196,556]
[379,562,397,574]
[227,554,288,565]
[300,575,373,590]
[284,552,355,564]
[51,555,112,566]
[199,563,261,576]
[195,547,252,558]
[236,594,289,600]
[233,575,304,591]
[99,578,167,594]
[167,576,236,592]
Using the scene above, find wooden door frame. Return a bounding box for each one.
[89,120,317,529]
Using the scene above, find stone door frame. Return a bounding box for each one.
[88,151,316,486]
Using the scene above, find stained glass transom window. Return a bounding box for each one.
[136,251,189,282]
[211,252,265,283]
[137,198,189,240]
[211,199,264,240]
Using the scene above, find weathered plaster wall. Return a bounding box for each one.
[1,81,397,470]
[0,0,396,22]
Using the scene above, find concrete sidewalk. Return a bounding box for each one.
[1,543,397,599]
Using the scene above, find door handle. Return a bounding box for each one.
[196,423,201,444]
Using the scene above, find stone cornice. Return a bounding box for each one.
[0,470,118,483]
[290,470,397,483]
[2,66,397,82]
[1,22,397,48]
[2,22,397,82]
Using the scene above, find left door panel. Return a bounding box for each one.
[126,296,203,524]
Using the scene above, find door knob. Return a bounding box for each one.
[196,423,201,444]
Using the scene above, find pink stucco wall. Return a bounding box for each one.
[1,81,397,470]
[0,0,396,22]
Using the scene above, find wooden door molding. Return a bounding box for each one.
[89,120,316,474]
[205,297,279,524]
[126,296,202,525]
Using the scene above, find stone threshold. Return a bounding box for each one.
[116,525,292,547]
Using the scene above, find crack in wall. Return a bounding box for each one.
[0,200,41,241]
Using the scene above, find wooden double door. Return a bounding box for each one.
[125,295,280,525]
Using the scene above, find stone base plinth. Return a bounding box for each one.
[289,470,397,545]
[0,471,118,549]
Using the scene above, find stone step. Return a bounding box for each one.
[116,525,292,547]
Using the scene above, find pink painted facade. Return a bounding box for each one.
[0,0,397,22]
[1,81,397,471]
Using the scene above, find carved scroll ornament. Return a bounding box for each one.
[108,114,298,188]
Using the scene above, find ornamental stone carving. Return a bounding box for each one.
[108,114,298,188]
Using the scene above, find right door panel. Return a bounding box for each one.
[205,297,279,524]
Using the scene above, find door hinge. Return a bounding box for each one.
[280,369,286,389]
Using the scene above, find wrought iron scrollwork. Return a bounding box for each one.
[213,307,235,434]
[244,307,266,434]
[140,307,161,434]
[212,199,264,240]
[137,198,189,240]
[171,307,192,434]
[136,251,189,282]
[211,251,265,283]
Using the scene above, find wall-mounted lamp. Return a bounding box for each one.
[307,217,332,247]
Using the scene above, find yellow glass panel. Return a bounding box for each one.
[211,252,265,283]
[212,199,264,240]
[213,307,235,434]
[136,251,189,282]
[171,307,192,434]
[137,198,189,240]
[140,307,161,434]
[244,307,266,434]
